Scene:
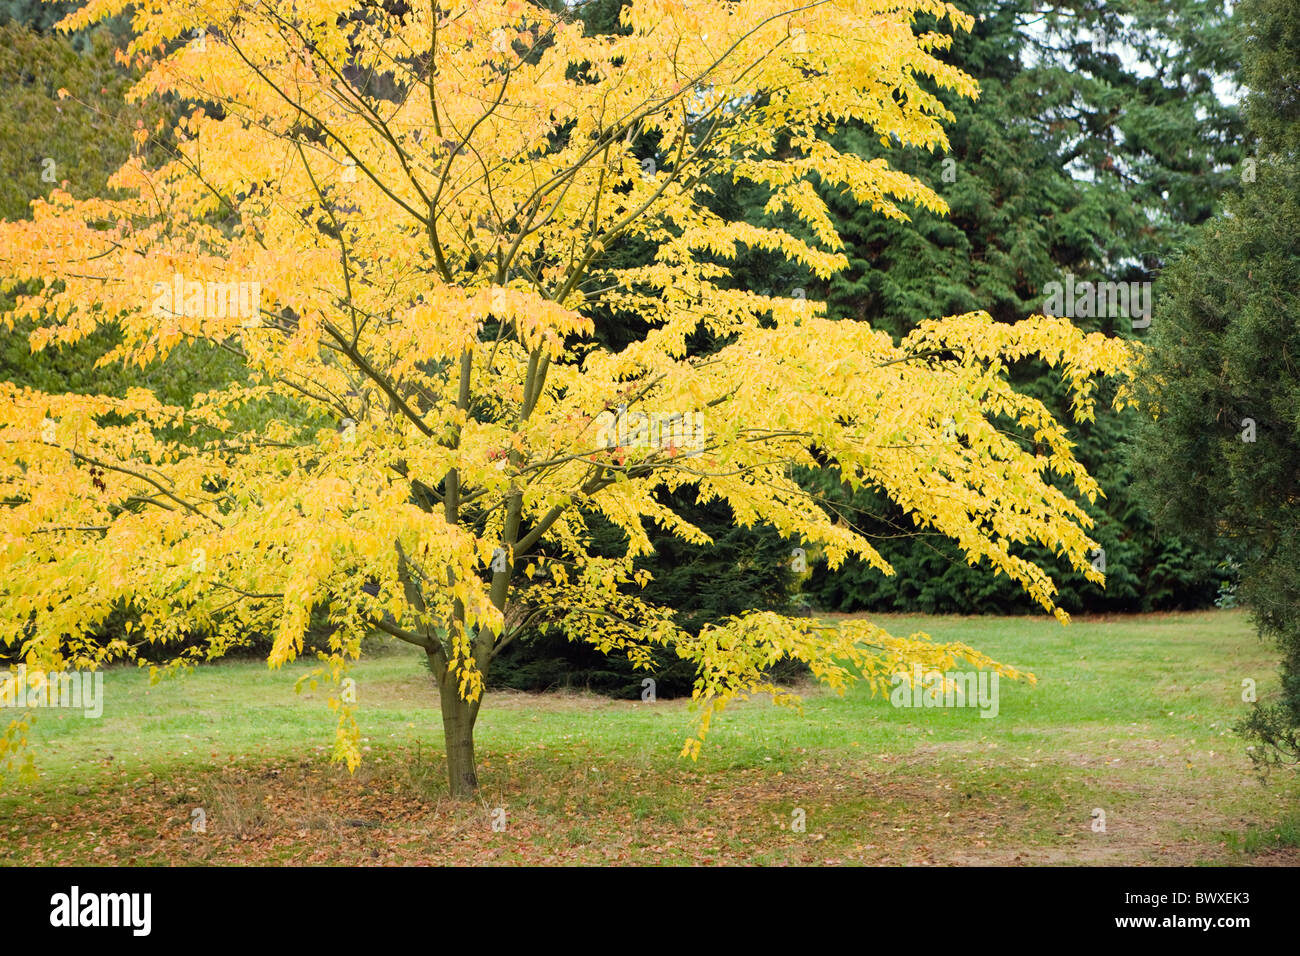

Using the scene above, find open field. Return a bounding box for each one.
[3,608,1298,865]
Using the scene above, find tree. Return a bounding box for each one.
[1132,0,1300,768]
[0,0,1130,797]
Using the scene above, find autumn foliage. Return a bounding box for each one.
[0,0,1131,794]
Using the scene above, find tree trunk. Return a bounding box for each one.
[434,652,481,798]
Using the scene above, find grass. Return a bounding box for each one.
[2,608,1298,865]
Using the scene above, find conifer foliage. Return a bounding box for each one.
[1133,0,1300,768]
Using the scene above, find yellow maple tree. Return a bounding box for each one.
[0,0,1131,795]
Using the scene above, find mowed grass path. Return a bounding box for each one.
[3,609,1298,865]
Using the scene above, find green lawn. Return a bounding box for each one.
[3,608,1298,865]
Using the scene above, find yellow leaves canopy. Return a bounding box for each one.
[0,0,1131,774]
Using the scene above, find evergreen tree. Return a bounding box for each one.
[1132,0,1300,766]
[770,0,1245,614]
